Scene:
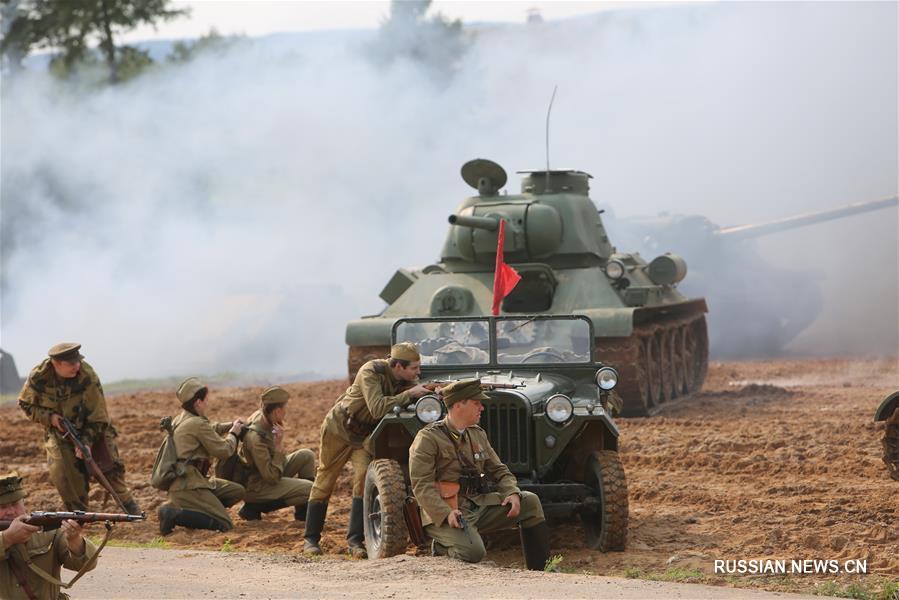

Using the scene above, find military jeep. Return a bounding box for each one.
[362,314,628,559]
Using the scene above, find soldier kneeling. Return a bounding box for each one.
[409,379,550,570]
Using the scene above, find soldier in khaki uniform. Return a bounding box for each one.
[237,386,316,521]
[18,343,140,515]
[157,378,246,535]
[409,379,551,570]
[0,472,98,600]
[304,342,431,557]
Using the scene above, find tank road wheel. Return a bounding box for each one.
[670,328,687,397]
[658,331,673,405]
[646,335,663,407]
[363,459,410,559]
[637,340,655,412]
[884,407,899,482]
[689,318,709,392]
[581,450,628,551]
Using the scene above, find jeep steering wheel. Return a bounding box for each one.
[520,350,566,363]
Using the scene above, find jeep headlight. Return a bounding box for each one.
[415,395,443,423]
[605,259,626,280]
[595,367,619,390]
[545,394,573,423]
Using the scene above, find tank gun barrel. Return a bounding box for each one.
[448,214,500,231]
[716,196,898,241]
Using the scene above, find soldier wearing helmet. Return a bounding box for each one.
[156,378,246,535]
[236,386,316,521]
[303,342,431,557]
[18,343,141,515]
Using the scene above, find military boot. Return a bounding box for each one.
[174,509,229,532]
[157,505,179,536]
[519,521,551,571]
[346,497,367,558]
[293,503,307,522]
[303,501,328,555]
[123,499,142,516]
[238,500,287,521]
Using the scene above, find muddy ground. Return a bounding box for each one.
[1,358,897,596]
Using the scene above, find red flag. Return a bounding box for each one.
[492,219,521,315]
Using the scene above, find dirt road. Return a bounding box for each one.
[75,548,821,599]
[2,358,897,597]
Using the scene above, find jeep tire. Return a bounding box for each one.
[363,459,410,559]
[581,450,628,551]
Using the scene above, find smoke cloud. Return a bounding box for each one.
[1,2,896,381]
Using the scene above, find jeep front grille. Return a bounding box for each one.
[480,394,530,473]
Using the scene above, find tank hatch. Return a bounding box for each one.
[518,169,592,195]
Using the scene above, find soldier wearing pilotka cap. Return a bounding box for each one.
[409,378,551,570]
[1,472,98,600]
[303,342,431,557]
[237,386,316,521]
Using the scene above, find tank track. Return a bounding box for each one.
[595,313,708,417]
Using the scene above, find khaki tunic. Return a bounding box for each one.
[166,410,244,528]
[18,360,133,510]
[1,528,97,600]
[239,410,314,505]
[309,360,416,502]
[409,420,545,563]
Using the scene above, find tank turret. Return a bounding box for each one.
[347,158,709,417]
[605,196,898,357]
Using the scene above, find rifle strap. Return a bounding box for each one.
[7,550,38,600]
[23,521,111,590]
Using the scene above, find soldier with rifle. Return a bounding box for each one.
[0,472,142,600]
[18,343,141,515]
[304,342,431,557]
[409,379,551,570]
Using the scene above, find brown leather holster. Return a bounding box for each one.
[437,481,460,510]
[341,408,375,437]
[403,496,429,547]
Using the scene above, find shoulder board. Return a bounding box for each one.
[371,360,386,375]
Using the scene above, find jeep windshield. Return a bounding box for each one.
[393,316,592,366]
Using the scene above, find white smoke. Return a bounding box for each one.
[1,2,896,381]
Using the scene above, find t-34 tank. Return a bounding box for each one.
[605,196,898,357]
[346,159,708,417]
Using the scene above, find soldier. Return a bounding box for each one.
[157,377,246,535]
[1,472,97,600]
[409,378,551,570]
[237,386,316,521]
[304,342,431,557]
[18,343,141,514]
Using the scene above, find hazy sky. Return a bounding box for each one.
[124,0,678,40]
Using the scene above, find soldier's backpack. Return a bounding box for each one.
[150,416,183,491]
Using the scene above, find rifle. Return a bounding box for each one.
[59,416,130,513]
[422,380,526,392]
[0,510,146,531]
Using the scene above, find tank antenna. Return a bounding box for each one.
[545,85,557,192]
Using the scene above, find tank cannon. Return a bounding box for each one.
[347,158,708,417]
